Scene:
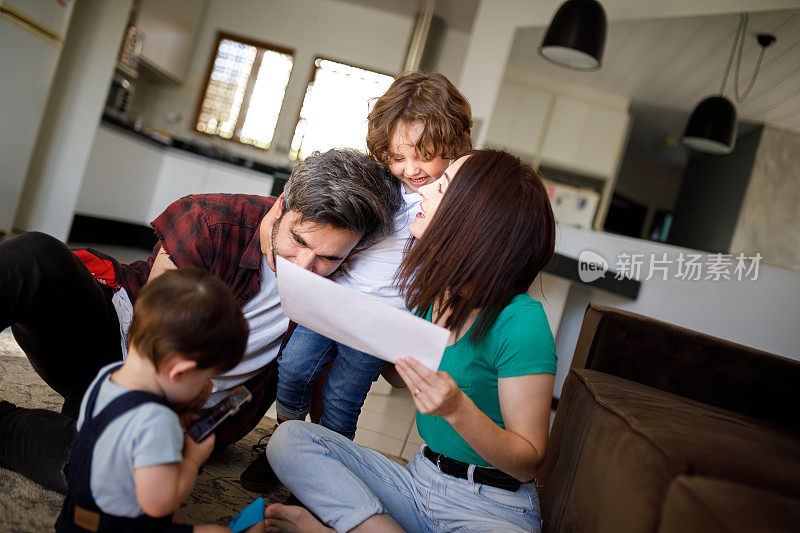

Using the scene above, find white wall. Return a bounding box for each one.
[133,0,469,168]
[551,225,800,395]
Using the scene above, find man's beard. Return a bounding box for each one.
[270,211,285,271]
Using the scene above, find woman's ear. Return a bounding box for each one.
[165,357,198,383]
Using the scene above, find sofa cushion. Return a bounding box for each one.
[540,369,800,532]
[572,304,800,429]
[658,476,800,533]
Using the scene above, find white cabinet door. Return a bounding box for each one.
[486,82,523,148]
[4,0,74,36]
[486,81,552,159]
[575,106,630,178]
[237,174,275,197]
[509,85,552,158]
[137,0,203,81]
[205,163,274,197]
[148,152,208,222]
[76,127,163,225]
[540,95,590,171]
[541,95,629,179]
[0,17,62,231]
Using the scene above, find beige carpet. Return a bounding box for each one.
[0,330,292,532]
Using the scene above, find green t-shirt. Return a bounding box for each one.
[416,293,557,466]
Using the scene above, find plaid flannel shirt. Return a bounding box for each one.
[116,193,276,305]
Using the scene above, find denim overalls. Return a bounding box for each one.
[55,365,192,532]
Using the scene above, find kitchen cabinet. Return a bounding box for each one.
[76,125,275,227]
[485,81,553,159]
[205,164,274,197]
[486,77,630,229]
[76,127,162,224]
[136,0,205,82]
[540,95,630,179]
[0,0,73,232]
[148,151,209,222]
[539,96,591,172]
[2,0,73,35]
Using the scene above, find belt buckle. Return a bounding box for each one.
[436,454,443,473]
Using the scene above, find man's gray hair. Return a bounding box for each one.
[283,149,402,250]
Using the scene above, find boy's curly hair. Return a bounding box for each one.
[367,72,472,165]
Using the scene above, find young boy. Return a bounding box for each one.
[268,72,472,448]
[56,268,250,533]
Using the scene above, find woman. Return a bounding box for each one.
[264,149,557,532]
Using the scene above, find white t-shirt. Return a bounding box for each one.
[333,190,421,310]
[78,363,184,517]
[206,253,289,407]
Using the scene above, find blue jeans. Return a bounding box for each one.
[275,326,384,439]
[267,421,543,533]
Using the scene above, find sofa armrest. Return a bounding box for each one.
[570,304,800,429]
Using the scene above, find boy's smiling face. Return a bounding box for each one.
[387,121,450,194]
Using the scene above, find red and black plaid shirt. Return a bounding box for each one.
[113,193,276,305]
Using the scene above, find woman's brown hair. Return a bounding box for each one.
[128,268,248,372]
[367,72,472,165]
[396,149,556,344]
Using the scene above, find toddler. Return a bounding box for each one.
[56,269,252,532]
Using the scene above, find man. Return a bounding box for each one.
[0,148,401,492]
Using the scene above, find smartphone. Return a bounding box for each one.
[187,385,252,442]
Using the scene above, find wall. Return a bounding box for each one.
[731,125,800,271]
[131,0,470,168]
[667,127,763,252]
[551,224,800,396]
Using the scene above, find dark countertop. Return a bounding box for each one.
[544,253,640,299]
[100,114,292,186]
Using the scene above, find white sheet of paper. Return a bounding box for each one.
[276,256,449,371]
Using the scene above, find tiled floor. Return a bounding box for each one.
[266,379,423,460]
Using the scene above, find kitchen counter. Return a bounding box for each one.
[540,225,800,399]
[75,123,285,231]
[100,113,291,191]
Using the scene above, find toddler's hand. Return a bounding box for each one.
[184,433,215,467]
[178,412,199,430]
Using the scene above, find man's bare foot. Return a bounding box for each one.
[264,503,334,533]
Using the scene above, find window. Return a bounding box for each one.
[289,59,395,160]
[195,33,293,150]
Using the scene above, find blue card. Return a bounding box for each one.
[229,497,265,533]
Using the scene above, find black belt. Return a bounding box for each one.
[422,445,521,491]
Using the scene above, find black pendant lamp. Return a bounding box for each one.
[682,15,775,155]
[682,96,738,154]
[539,0,607,71]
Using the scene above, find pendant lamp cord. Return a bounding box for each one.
[719,15,745,96]
[720,14,768,103]
[733,14,767,102]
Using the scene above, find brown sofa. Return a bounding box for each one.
[538,304,800,532]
